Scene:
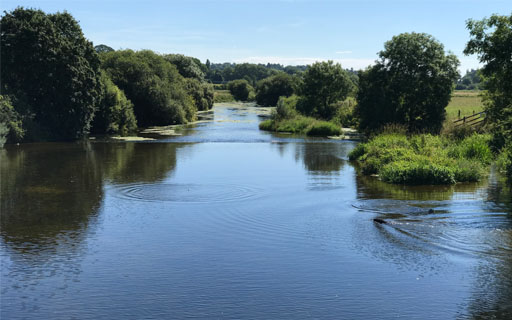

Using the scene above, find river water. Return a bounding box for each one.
[1,103,511,319]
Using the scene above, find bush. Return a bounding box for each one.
[227,79,254,101]
[350,132,492,185]
[0,95,25,143]
[380,161,456,185]
[275,95,298,120]
[91,72,137,135]
[332,98,357,128]
[306,122,342,136]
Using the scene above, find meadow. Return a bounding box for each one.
[445,90,484,120]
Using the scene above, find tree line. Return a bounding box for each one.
[0,8,214,143]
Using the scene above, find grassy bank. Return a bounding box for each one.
[259,116,342,136]
[349,133,492,185]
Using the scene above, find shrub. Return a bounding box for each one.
[91,72,137,135]
[348,143,367,160]
[275,95,298,120]
[0,95,25,143]
[213,91,235,103]
[453,159,484,182]
[381,161,456,185]
[306,122,342,136]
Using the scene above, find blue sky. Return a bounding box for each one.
[2,0,511,72]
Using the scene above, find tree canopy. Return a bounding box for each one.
[227,80,254,101]
[356,32,459,133]
[0,7,101,140]
[165,54,206,81]
[255,72,296,107]
[100,50,196,126]
[297,61,354,119]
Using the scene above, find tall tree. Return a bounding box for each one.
[298,61,354,119]
[255,73,296,107]
[0,8,101,140]
[356,32,459,133]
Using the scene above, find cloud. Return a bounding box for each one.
[234,56,374,69]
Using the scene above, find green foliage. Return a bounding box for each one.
[465,13,512,179]
[306,122,342,136]
[91,72,137,135]
[100,50,196,126]
[164,54,206,81]
[356,32,460,134]
[381,160,456,185]
[95,44,114,53]
[255,72,296,106]
[331,98,357,128]
[456,69,483,90]
[349,133,492,185]
[259,113,342,137]
[0,95,25,144]
[275,95,299,120]
[213,90,235,103]
[185,78,214,111]
[0,7,101,140]
[227,80,254,101]
[298,61,354,119]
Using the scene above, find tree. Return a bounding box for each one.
[164,54,206,81]
[101,50,196,126]
[465,14,512,155]
[0,95,24,144]
[95,44,115,53]
[255,72,296,107]
[184,78,214,111]
[0,8,101,140]
[227,80,254,101]
[298,61,354,119]
[91,72,137,135]
[356,32,459,133]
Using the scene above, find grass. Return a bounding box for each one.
[259,116,342,137]
[445,90,484,120]
[349,132,493,185]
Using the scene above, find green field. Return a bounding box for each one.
[445,90,484,120]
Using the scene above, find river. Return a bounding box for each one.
[1,103,511,319]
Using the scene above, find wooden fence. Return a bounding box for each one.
[453,111,486,127]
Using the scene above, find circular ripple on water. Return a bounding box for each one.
[111,183,262,203]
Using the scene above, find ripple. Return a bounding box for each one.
[109,183,262,203]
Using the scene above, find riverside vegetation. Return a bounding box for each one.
[0,8,511,184]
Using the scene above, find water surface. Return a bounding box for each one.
[1,103,511,319]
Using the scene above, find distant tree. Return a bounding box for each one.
[0,8,101,140]
[101,50,196,126]
[227,79,254,101]
[298,61,354,119]
[255,72,296,106]
[456,69,483,90]
[356,32,459,133]
[164,54,206,81]
[95,44,115,53]
[465,14,512,156]
[206,59,211,70]
[91,72,137,135]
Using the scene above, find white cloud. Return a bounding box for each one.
[234,56,374,69]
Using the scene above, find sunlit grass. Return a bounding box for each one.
[445,90,484,120]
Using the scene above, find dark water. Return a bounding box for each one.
[1,103,511,319]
